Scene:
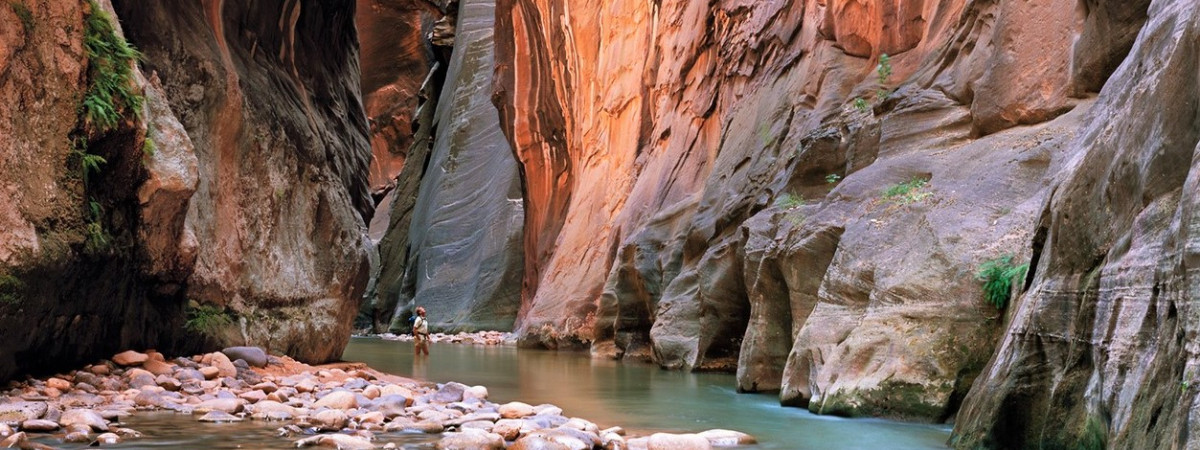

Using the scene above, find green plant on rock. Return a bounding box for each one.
[10,1,33,33]
[81,0,143,133]
[775,193,804,210]
[184,303,234,336]
[0,273,23,305]
[853,97,869,112]
[883,177,931,205]
[975,255,1029,309]
[826,173,842,184]
[142,135,156,157]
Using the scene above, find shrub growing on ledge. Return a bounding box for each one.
[184,303,234,336]
[976,255,1029,309]
[82,0,142,133]
[883,177,931,205]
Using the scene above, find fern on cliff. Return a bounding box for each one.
[81,0,142,133]
[976,255,1028,309]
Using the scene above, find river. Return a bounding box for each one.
[343,337,951,449]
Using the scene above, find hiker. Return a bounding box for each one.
[413,306,430,356]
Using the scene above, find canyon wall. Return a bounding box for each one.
[482,0,1157,429]
[369,0,525,333]
[0,0,372,379]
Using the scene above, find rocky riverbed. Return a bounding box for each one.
[372,331,516,346]
[0,347,755,449]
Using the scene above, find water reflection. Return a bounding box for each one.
[343,337,951,449]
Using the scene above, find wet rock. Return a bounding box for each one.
[294,433,376,449]
[353,411,385,428]
[112,427,143,438]
[64,431,91,443]
[563,418,599,433]
[0,401,47,423]
[248,400,300,421]
[0,423,11,437]
[520,428,599,450]
[311,409,349,431]
[0,432,26,448]
[59,409,108,431]
[193,398,243,414]
[221,347,268,368]
[645,433,712,450]
[133,391,165,408]
[696,429,755,446]
[19,419,58,432]
[197,411,243,423]
[342,378,368,391]
[499,402,535,419]
[429,382,468,403]
[92,432,121,445]
[238,390,266,403]
[491,419,525,440]
[463,386,488,403]
[435,428,505,450]
[112,351,148,367]
[313,390,357,410]
[533,404,563,416]
[600,430,626,450]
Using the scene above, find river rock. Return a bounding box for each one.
[19,419,59,431]
[373,394,409,418]
[533,404,563,416]
[497,419,532,441]
[0,401,47,423]
[294,433,376,449]
[499,401,535,419]
[463,385,488,403]
[64,431,91,443]
[45,378,71,391]
[563,417,599,433]
[354,411,385,428]
[248,400,300,420]
[362,385,381,400]
[112,351,148,367]
[314,390,357,409]
[435,429,505,450]
[198,411,243,422]
[644,433,712,450]
[311,409,349,431]
[0,432,25,448]
[133,390,165,408]
[379,385,412,399]
[112,427,143,438]
[59,409,108,431]
[0,423,11,436]
[88,365,111,376]
[429,382,469,403]
[221,347,268,367]
[252,381,278,393]
[156,375,181,391]
[696,429,756,446]
[208,352,237,378]
[143,359,175,376]
[194,398,244,414]
[93,432,121,445]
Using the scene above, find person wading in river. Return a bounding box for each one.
[413,306,430,356]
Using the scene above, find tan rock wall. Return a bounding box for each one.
[492,0,1151,424]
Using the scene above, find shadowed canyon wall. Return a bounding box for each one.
[0,0,371,379]
[368,0,525,334]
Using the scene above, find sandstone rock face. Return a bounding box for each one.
[951,2,1200,448]
[373,0,524,333]
[486,0,1151,424]
[0,0,197,381]
[111,0,372,362]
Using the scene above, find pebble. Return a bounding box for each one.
[198,411,243,423]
